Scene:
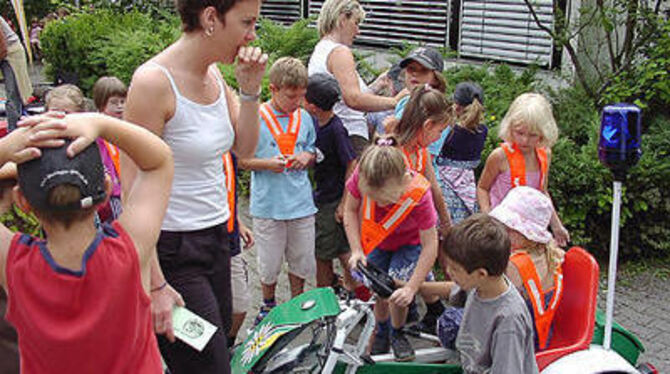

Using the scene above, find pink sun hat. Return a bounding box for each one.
[489,186,554,244]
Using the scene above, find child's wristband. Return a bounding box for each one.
[151,281,168,293]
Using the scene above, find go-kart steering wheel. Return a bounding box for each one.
[356,260,397,299]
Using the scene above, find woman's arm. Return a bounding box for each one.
[328,47,397,112]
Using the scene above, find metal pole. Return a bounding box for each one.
[603,180,622,350]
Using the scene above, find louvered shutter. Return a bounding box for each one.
[261,0,303,25]
[309,0,450,48]
[459,0,554,66]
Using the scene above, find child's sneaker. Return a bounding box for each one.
[253,304,274,326]
[391,330,415,362]
[370,333,390,355]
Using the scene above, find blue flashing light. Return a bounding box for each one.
[598,103,642,175]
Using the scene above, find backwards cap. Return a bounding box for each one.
[18,140,107,211]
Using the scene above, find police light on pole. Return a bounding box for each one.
[598,103,642,351]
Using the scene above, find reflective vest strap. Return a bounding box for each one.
[510,251,564,350]
[360,174,431,255]
[402,147,428,174]
[222,152,236,233]
[260,103,301,157]
[536,147,548,190]
[501,142,525,187]
[104,141,121,176]
[501,143,549,189]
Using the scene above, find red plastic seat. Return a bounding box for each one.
[535,246,599,370]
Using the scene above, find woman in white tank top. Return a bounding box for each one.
[308,0,402,154]
[123,1,267,373]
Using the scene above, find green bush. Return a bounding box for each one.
[41,9,178,93]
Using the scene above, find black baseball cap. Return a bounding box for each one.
[453,82,485,106]
[399,47,444,72]
[305,73,341,111]
[18,140,107,211]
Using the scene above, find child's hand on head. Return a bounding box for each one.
[3,118,69,164]
[21,113,102,158]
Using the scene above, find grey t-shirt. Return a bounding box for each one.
[0,17,19,46]
[456,277,539,374]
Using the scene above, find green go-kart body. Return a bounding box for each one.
[231,288,644,374]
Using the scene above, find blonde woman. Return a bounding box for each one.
[308,0,402,156]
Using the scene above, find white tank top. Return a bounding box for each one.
[308,39,370,140]
[149,62,234,231]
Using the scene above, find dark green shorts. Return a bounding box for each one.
[315,200,350,260]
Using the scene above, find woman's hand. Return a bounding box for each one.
[348,250,366,270]
[151,283,185,343]
[235,46,268,96]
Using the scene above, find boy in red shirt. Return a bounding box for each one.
[0,112,173,374]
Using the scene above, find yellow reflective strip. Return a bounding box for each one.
[363,198,372,220]
[289,110,300,134]
[381,198,413,230]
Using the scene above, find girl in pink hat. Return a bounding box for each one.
[490,186,565,351]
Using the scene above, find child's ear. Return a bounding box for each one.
[475,267,489,278]
[268,83,279,95]
[12,186,32,214]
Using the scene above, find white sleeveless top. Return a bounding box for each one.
[149,62,234,231]
[308,39,370,140]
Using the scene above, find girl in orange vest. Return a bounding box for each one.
[344,135,438,361]
[477,92,570,246]
[45,84,123,223]
[490,186,565,350]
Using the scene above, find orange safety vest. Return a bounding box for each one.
[360,173,431,255]
[510,251,564,350]
[259,102,302,168]
[501,143,548,190]
[402,147,429,175]
[222,152,236,233]
[103,140,121,176]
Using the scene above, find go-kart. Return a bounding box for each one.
[231,246,655,374]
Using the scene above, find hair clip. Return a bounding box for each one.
[376,138,394,146]
[423,83,432,92]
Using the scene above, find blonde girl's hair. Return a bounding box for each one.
[431,72,447,94]
[317,0,366,38]
[358,135,406,191]
[45,84,86,112]
[395,85,455,146]
[498,92,558,147]
[521,239,563,274]
[458,98,485,132]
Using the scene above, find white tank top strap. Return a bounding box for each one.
[145,61,182,99]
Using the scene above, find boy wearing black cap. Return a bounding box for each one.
[304,73,357,290]
[0,112,173,373]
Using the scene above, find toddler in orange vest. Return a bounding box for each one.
[344,135,438,361]
[477,92,570,246]
[490,186,565,350]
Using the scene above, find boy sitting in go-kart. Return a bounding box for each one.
[408,214,539,373]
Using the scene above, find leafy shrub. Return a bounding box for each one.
[41,9,178,93]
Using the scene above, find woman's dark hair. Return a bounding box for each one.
[176,0,244,32]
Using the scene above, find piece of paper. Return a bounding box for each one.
[172,306,218,352]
